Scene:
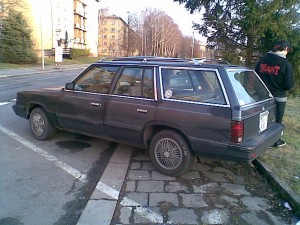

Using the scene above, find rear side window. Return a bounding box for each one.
[227,70,271,106]
[161,68,226,105]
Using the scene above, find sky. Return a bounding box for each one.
[99,0,206,43]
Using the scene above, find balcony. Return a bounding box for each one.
[74,8,87,18]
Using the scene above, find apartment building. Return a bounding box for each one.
[98,10,129,57]
[21,0,100,56]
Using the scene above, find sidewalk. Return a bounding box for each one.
[0,64,89,78]
[79,149,300,225]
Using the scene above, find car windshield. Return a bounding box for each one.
[227,69,272,106]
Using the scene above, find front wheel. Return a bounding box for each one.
[149,130,194,177]
[29,107,56,140]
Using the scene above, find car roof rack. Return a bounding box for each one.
[111,56,190,63]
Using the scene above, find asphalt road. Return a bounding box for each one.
[0,68,116,225]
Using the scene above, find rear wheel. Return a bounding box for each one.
[29,107,56,140]
[149,130,194,176]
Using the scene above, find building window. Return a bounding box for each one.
[103,35,107,39]
[111,35,115,39]
[111,28,115,33]
[102,28,107,32]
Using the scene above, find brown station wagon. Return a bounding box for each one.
[12,57,284,176]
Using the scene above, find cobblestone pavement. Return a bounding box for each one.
[111,152,294,225]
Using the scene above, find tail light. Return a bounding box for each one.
[230,120,244,143]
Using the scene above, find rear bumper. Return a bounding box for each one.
[191,123,284,162]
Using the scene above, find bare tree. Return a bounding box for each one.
[115,7,205,58]
[0,0,24,20]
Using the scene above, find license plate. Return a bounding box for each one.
[259,111,269,132]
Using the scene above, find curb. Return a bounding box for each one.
[76,145,133,225]
[253,159,300,217]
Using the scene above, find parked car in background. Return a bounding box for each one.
[12,57,283,176]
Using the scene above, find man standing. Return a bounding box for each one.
[55,41,63,69]
[255,40,295,147]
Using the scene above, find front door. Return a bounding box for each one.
[56,65,119,137]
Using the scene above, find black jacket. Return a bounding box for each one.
[255,52,294,97]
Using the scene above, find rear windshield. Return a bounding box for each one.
[227,69,272,106]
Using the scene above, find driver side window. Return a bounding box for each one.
[75,66,119,93]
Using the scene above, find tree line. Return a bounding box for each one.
[122,8,203,58]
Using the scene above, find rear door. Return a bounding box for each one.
[104,66,156,146]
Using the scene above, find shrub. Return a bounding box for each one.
[70,49,90,59]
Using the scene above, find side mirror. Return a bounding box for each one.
[65,83,75,90]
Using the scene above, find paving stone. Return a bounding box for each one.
[125,181,136,192]
[193,182,219,193]
[151,171,176,181]
[201,209,229,224]
[166,182,189,193]
[180,171,200,179]
[149,193,179,207]
[133,206,163,224]
[142,162,155,170]
[168,208,198,224]
[266,211,291,225]
[241,212,270,225]
[190,163,212,171]
[127,170,150,180]
[241,196,271,211]
[202,171,228,182]
[221,195,239,206]
[214,167,245,183]
[122,192,148,206]
[137,180,164,192]
[180,193,208,208]
[119,207,132,224]
[222,183,251,196]
[130,162,141,170]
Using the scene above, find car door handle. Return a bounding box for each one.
[91,102,101,107]
[137,108,148,113]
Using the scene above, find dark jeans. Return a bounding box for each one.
[275,101,286,124]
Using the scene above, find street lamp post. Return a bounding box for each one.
[191,31,195,58]
[127,11,130,56]
[40,2,44,70]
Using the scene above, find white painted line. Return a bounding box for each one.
[0,125,88,183]
[0,102,11,106]
[38,76,61,80]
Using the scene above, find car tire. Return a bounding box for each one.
[149,130,194,177]
[29,107,56,140]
